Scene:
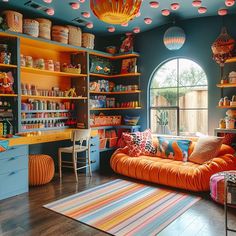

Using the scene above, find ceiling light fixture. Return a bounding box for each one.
[82,12,90,18]
[133,27,140,33]
[171,3,180,11]
[86,22,93,28]
[43,0,52,3]
[225,0,235,7]
[71,2,80,9]
[90,0,142,24]
[192,0,201,7]
[149,1,159,8]
[163,26,186,50]
[198,7,207,14]
[218,9,228,16]
[108,26,115,32]
[162,9,170,16]
[144,18,152,24]
[46,8,54,15]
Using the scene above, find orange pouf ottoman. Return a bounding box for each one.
[210,171,236,204]
[29,154,55,186]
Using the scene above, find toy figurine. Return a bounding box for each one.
[65,88,77,97]
[0,72,14,94]
[120,33,134,53]
[219,119,226,129]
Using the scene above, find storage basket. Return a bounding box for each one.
[99,138,107,149]
[36,18,52,40]
[52,25,69,44]
[2,10,23,33]
[23,19,39,37]
[82,33,95,49]
[107,137,118,148]
[62,67,81,74]
[67,25,82,46]
[124,116,140,126]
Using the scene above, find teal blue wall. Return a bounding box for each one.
[134,15,236,135]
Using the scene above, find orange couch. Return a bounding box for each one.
[110,144,236,191]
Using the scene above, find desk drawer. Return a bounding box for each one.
[90,149,99,172]
[0,145,28,160]
[0,155,28,175]
[0,168,28,200]
[90,136,99,152]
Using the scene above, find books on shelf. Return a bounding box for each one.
[121,58,137,74]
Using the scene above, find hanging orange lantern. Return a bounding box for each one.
[90,0,142,24]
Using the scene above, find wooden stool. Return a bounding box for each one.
[29,154,55,186]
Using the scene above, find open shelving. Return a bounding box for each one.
[21,95,87,100]
[90,107,141,111]
[21,110,72,113]
[216,83,236,88]
[89,72,141,78]
[0,63,17,68]
[89,90,141,95]
[0,94,18,97]
[21,66,87,77]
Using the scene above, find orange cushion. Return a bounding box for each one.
[110,148,236,191]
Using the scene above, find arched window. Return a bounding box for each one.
[150,58,208,136]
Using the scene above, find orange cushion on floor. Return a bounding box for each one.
[29,154,55,186]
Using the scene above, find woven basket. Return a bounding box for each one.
[67,25,82,46]
[52,25,69,44]
[82,33,95,49]
[23,19,39,37]
[36,18,52,40]
[2,10,23,33]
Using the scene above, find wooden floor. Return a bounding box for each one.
[0,172,236,236]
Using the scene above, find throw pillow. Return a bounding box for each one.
[122,129,157,157]
[157,137,191,161]
[188,136,223,164]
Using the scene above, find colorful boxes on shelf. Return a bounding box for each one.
[90,115,121,127]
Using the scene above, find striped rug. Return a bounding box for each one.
[44,179,201,236]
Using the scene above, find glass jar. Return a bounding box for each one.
[20,54,26,67]
[54,61,60,72]
[45,60,54,71]
[25,56,33,67]
[0,44,11,64]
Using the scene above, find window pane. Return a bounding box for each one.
[179,109,208,136]
[150,109,178,135]
[179,86,208,109]
[150,88,177,106]
[151,59,177,88]
[179,58,208,86]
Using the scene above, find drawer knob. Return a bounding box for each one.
[9,157,16,161]
[9,171,16,176]
[90,144,95,147]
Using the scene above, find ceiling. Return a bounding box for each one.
[0,0,236,35]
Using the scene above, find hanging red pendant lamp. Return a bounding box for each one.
[90,0,142,24]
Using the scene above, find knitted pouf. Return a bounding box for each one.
[210,171,236,205]
[29,154,55,186]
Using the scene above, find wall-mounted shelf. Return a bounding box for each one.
[89,51,140,60]
[21,126,70,132]
[216,83,236,88]
[21,67,87,77]
[89,73,141,78]
[91,125,141,130]
[21,117,70,122]
[21,95,87,100]
[89,90,141,95]
[21,110,72,113]
[90,107,141,111]
[225,57,236,64]
[217,106,236,109]
[0,63,17,68]
[0,94,18,97]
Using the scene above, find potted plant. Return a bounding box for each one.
[156,111,171,134]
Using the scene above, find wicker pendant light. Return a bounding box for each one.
[90,0,142,24]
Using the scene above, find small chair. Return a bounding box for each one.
[58,129,92,182]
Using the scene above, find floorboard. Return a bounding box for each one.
[0,172,235,236]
